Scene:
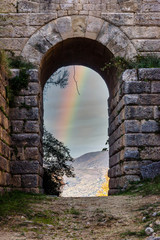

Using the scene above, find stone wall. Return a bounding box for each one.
[0,0,160,58]
[108,68,160,194]
[0,70,11,194]
[9,69,43,193]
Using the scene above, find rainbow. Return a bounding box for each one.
[57,66,89,145]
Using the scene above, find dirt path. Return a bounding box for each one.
[0,195,160,240]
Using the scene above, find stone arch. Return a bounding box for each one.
[21,15,137,67]
[11,15,160,195]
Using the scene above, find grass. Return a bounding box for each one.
[120,229,147,238]
[118,175,160,196]
[65,207,80,216]
[0,191,46,220]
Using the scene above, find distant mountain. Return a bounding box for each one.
[73,151,109,169]
[62,151,109,197]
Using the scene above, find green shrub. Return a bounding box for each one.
[102,55,160,75]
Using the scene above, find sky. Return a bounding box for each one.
[44,66,109,158]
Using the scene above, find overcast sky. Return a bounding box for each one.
[44,66,109,158]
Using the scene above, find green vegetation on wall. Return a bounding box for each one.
[102,55,160,75]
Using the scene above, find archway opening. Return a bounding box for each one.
[40,37,117,196]
[44,65,109,197]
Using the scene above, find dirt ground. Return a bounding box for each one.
[0,195,160,240]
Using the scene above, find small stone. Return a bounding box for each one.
[142,216,146,221]
[145,227,154,236]
[149,223,153,228]
[152,212,157,217]
[155,220,160,225]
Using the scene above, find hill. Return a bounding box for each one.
[62,151,109,197]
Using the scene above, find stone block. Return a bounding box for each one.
[25,147,39,160]
[140,147,160,160]
[125,134,160,147]
[141,3,160,12]
[11,133,40,147]
[28,13,57,26]
[10,160,39,174]
[122,69,137,82]
[18,1,39,13]
[154,106,160,119]
[25,121,39,133]
[22,174,39,188]
[0,156,9,172]
[0,38,27,51]
[124,148,140,159]
[124,120,140,133]
[122,81,150,94]
[152,82,160,93]
[56,16,73,39]
[138,94,160,105]
[19,82,40,96]
[14,96,25,107]
[72,16,87,37]
[140,162,160,179]
[109,152,121,168]
[138,68,160,81]
[85,16,104,39]
[135,13,160,26]
[0,0,17,13]
[28,70,39,82]
[117,0,139,12]
[12,175,21,188]
[123,161,141,175]
[24,96,38,107]
[121,26,160,39]
[134,40,160,52]
[10,107,39,120]
[101,13,134,26]
[141,120,160,133]
[11,120,24,133]
[125,106,154,120]
[0,14,28,26]
[124,94,139,105]
[0,171,6,186]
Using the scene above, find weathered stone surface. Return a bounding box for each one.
[124,148,140,159]
[10,161,39,174]
[18,1,39,13]
[125,106,154,120]
[141,162,160,179]
[25,121,39,133]
[86,16,104,39]
[101,13,134,26]
[0,156,9,172]
[11,134,40,147]
[124,120,140,133]
[135,13,160,26]
[121,26,160,39]
[122,69,137,82]
[125,134,160,147]
[25,147,39,160]
[0,38,27,51]
[152,81,160,93]
[139,68,160,81]
[10,108,39,120]
[140,147,160,160]
[141,120,160,133]
[11,175,21,188]
[11,120,24,133]
[21,174,39,188]
[123,81,150,94]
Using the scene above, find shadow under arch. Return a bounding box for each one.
[40,37,115,94]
